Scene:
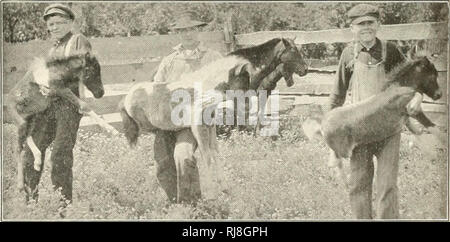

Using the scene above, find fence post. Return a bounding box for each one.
[223,11,236,53]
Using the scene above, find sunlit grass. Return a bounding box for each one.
[2,113,447,220]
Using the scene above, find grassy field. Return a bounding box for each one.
[2,114,448,220]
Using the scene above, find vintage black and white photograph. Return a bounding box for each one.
[1,1,448,221]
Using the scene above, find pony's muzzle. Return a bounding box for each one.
[93,88,105,99]
[296,66,308,77]
[285,75,294,87]
[432,89,442,100]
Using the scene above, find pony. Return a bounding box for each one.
[119,38,308,199]
[218,38,308,134]
[5,52,104,190]
[254,61,300,134]
[302,54,442,185]
[217,62,301,135]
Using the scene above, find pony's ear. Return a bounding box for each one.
[406,45,417,60]
[282,38,291,48]
[414,56,431,73]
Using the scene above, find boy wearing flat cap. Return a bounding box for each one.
[328,4,423,219]
[20,3,93,207]
[152,11,223,204]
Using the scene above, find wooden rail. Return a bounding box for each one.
[3,22,448,129]
[235,22,448,46]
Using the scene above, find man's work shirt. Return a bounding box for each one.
[154,43,223,83]
[48,32,92,96]
[329,38,405,109]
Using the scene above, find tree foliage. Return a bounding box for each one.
[3,2,47,43]
[3,2,448,58]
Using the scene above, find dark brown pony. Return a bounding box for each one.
[6,53,104,190]
[217,38,308,133]
[254,62,299,133]
[217,62,300,134]
[210,38,307,94]
[303,54,441,184]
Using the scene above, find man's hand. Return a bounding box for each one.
[406,92,423,116]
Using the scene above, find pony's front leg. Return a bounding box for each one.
[26,136,42,171]
[7,100,27,152]
[174,129,202,203]
[253,92,269,136]
[191,125,218,200]
[17,151,25,192]
[16,122,28,192]
[208,125,228,194]
[328,150,348,188]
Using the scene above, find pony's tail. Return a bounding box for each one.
[302,107,325,142]
[118,99,139,147]
[302,117,324,141]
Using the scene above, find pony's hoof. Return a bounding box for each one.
[33,159,42,171]
[33,161,42,171]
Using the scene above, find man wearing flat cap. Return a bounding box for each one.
[327,4,423,219]
[152,11,223,204]
[20,3,93,207]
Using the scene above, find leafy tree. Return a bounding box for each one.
[3,0,448,59]
[3,2,47,42]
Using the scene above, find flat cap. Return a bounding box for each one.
[347,4,380,24]
[171,11,208,30]
[43,4,75,21]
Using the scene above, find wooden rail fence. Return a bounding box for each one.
[3,22,448,130]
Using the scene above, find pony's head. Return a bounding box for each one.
[81,52,104,98]
[386,48,441,101]
[278,38,308,85]
[229,38,308,89]
[412,56,441,100]
[46,52,104,98]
